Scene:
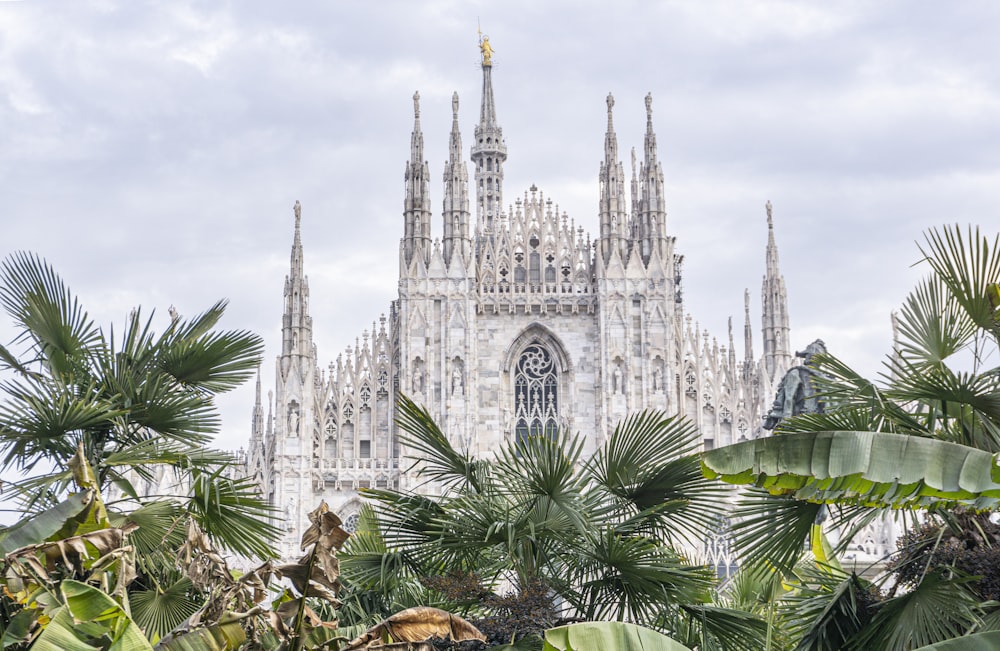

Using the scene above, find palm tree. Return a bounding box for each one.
[0,251,276,555]
[340,397,768,650]
[702,224,1000,650]
[0,252,279,641]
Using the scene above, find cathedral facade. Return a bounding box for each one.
[247,47,794,560]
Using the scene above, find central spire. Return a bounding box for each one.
[471,34,507,235]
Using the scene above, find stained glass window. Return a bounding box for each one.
[514,344,558,442]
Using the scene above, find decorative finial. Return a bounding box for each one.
[168,305,179,322]
[479,35,494,67]
[765,200,773,227]
[452,91,459,118]
[645,93,653,122]
[606,93,615,113]
[744,288,751,310]
[294,200,301,228]
[413,91,420,119]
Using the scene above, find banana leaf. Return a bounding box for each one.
[911,631,1000,650]
[31,579,153,651]
[702,431,1000,509]
[543,621,693,651]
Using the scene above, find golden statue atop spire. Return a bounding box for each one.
[478,25,494,67]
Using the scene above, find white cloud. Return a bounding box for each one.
[1,1,999,453]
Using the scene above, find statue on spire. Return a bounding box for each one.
[294,200,301,228]
[479,35,494,67]
[413,91,420,119]
[645,92,653,122]
[766,200,773,226]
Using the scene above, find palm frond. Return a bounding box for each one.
[0,373,125,478]
[728,489,821,574]
[569,527,714,622]
[588,410,702,492]
[894,274,977,367]
[851,570,982,651]
[157,328,264,394]
[782,567,873,651]
[0,251,103,378]
[800,353,926,434]
[186,469,278,560]
[676,604,770,651]
[919,225,1000,342]
[109,499,186,559]
[395,395,487,492]
[130,577,201,644]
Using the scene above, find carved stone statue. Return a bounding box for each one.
[288,406,300,436]
[452,365,463,397]
[763,339,827,429]
[612,365,623,395]
[413,364,424,393]
[652,367,662,393]
[294,200,301,228]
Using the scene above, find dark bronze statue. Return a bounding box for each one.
[763,339,827,430]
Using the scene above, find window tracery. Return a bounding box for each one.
[514,344,558,442]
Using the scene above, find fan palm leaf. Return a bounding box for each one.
[850,570,982,651]
[0,252,102,377]
[918,225,1000,340]
[395,395,487,492]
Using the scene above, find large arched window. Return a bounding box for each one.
[514,344,559,442]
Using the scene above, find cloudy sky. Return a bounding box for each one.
[2,1,999,452]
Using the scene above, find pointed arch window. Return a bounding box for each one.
[514,344,558,442]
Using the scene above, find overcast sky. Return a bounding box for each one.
[2,1,999,452]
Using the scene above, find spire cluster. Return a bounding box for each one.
[598,92,668,267]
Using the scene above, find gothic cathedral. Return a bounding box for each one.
[247,44,793,560]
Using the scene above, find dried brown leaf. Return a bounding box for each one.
[343,607,486,650]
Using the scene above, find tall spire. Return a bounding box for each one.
[403,91,432,267]
[598,93,627,264]
[254,368,263,425]
[291,199,303,279]
[471,34,507,235]
[442,92,471,266]
[250,366,265,448]
[637,93,667,264]
[743,288,754,364]
[761,201,791,381]
[728,317,737,370]
[281,201,313,372]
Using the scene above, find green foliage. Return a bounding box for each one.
[780,568,878,651]
[701,224,1000,649]
[343,397,761,643]
[32,580,154,651]
[850,571,983,651]
[0,252,268,513]
[0,252,280,648]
